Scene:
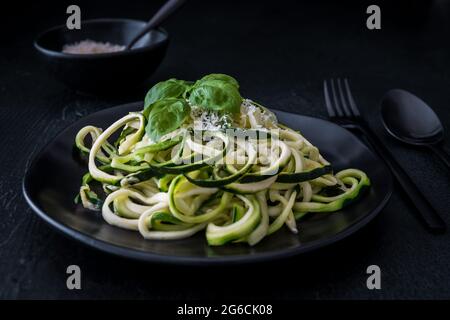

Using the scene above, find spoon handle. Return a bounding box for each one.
[428,144,450,170]
[356,123,446,233]
[126,0,187,50]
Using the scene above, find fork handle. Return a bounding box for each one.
[356,123,446,233]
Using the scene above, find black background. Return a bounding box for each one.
[0,0,449,299]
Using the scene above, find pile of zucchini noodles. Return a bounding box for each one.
[75,99,370,246]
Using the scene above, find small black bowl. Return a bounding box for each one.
[34,18,169,94]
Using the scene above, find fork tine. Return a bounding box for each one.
[343,78,361,117]
[323,80,336,118]
[329,79,344,117]
[336,78,352,117]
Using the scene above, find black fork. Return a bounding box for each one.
[324,78,361,124]
[324,78,446,233]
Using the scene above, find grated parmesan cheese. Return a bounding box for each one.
[187,99,278,130]
[190,107,232,130]
[62,40,125,54]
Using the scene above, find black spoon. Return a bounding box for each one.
[126,0,186,50]
[381,89,450,170]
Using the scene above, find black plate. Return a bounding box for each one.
[23,102,392,265]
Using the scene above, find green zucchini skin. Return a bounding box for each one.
[206,195,261,246]
[231,204,246,222]
[293,169,370,213]
[113,195,139,218]
[134,136,182,154]
[184,168,247,188]
[238,173,278,183]
[184,147,256,188]
[267,190,297,235]
[149,131,229,175]
[158,174,176,192]
[152,160,209,174]
[222,176,278,194]
[149,211,194,232]
[120,168,159,186]
[276,165,333,183]
[168,175,232,224]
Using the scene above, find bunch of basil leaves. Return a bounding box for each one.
[143,74,242,140]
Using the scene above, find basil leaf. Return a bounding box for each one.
[144,79,190,114]
[189,79,242,114]
[198,73,239,88]
[145,98,190,141]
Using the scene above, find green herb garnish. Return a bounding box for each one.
[145,98,190,141]
[144,78,191,115]
[189,79,242,114]
[143,74,242,139]
[196,73,239,88]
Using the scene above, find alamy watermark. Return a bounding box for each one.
[168,127,283,176]
[366,5,381,30]
[366,265,381,290]
[66,265,81,290]
[66,5,81,30]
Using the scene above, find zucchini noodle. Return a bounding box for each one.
[74,98,370,246]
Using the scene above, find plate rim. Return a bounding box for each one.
[22,102,393,265]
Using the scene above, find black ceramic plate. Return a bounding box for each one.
[23,102,392,265]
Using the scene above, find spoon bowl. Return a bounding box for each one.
[381,89,444,145]
[381,89,450,170]
[34,19,169,94]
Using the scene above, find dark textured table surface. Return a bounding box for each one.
[1,0,449,299]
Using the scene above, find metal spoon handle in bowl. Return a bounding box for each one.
[428,144,450,170]
[126,0,187,50]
